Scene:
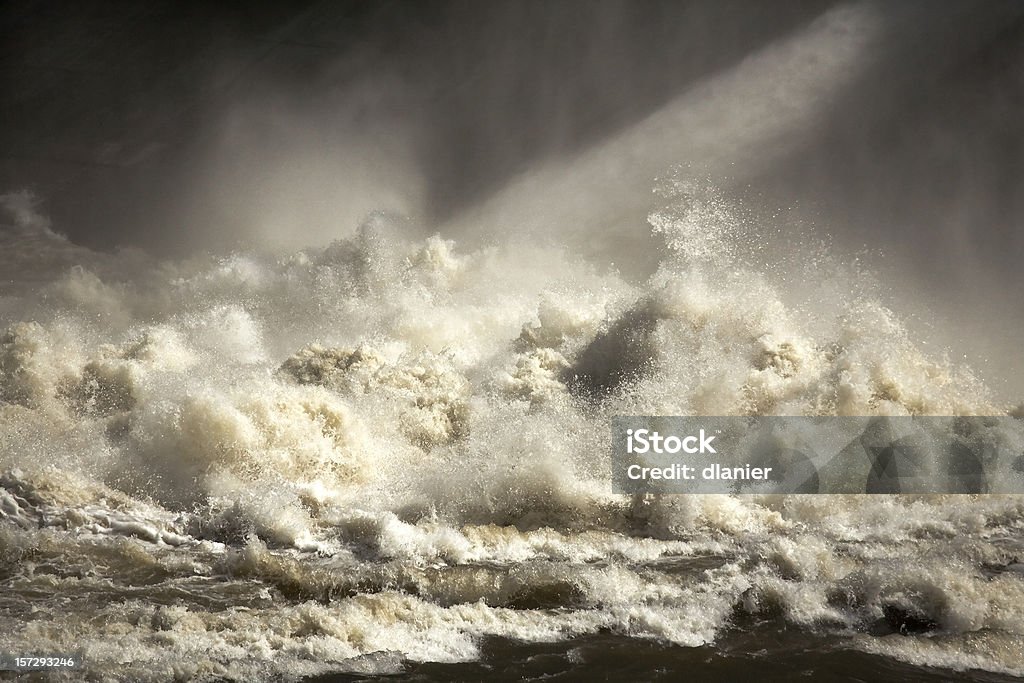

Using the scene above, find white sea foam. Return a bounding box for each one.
[0,178,1022,681]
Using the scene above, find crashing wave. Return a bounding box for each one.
[0,183,1021,680]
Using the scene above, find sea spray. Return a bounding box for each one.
[1,182,1022,680]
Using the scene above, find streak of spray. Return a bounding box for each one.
[442,2,885,267]
[442,2,1022,283]
[160,2,842,257]
[431,1,1023,398]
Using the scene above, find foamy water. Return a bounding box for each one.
[1,183,1022,681]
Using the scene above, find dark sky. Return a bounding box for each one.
[2,0,1023,395]
[2,0,842,250]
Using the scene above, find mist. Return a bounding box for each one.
[2,0,1023,396]
[5,5,1024,678]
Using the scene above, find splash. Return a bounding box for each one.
[0,178,1021,681]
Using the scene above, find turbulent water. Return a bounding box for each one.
[1,181,1023,682]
